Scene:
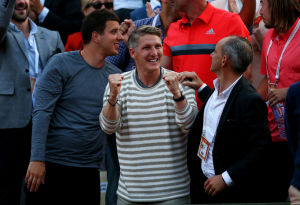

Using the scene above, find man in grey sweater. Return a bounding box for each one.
[25,10,123,205]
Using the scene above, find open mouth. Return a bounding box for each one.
[15,2,27,11]
[148,58,158,63]
[114,43,120,49]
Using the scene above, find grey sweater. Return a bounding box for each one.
[30,51,121,168]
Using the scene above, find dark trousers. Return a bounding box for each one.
[106,134,120,205]
[0,123,31,205]
[265,141,294,202]
[190,161,272,204]
[26,162,100,205]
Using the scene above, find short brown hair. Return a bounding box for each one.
[128,25,162,49]
[81,10,119,44]
[268,0,300,33]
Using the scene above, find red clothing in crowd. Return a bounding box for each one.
[65,32,84,52]
[260,18,300,142]
[163,3,250,107]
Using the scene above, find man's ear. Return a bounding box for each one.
[222,55,229,67]
[129,47,135,59]
[91,31,101,43]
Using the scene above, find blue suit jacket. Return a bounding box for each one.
[0,0,64,129]
[286,81,300,190]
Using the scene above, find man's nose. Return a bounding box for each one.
[117,31,124,40]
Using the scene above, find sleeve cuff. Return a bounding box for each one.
[197,83,207,94]
[38,7,49,23]
[222,171,234,187]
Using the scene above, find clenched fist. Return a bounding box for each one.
[163,71,181,98]
[108,74,124,103]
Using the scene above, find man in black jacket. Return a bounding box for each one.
[180,35,271,203]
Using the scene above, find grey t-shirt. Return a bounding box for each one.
[31,51,121,168]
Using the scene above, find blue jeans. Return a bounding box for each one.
[106,134,120,205]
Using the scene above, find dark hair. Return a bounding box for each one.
[81,10,119,45]
[268,0,300,33]
[221,36,253,74]
[128,25,162,49]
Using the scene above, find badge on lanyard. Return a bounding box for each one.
[197,132,210,161]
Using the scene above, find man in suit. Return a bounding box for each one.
[0,0,64,204]
[29,0,83,43]
[180,36,271,203]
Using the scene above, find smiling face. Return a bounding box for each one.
[98,20,123,56]
[130,34,163,74]
[12,0,29,22]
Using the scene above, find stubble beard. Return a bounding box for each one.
[12,10,29,23]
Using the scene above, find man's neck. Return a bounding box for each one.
[136,67,161,87]
[217,70,241,94]
[185,0,207,23]
[11,18,30,39]
[81,45,105,68]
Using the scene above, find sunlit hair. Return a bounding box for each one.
[221,36,253,74]
[268,0,300,33]
[128,25,162,49]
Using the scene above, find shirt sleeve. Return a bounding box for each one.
[222,171,234,186]
[30,57,64,162]
[99,83,122,134]
[174,85,198,134]
[38,7,49,24]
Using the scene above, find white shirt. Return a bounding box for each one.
[201,75,242,186]
[38,0,49,24]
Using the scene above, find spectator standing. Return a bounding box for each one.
[0,0,63,204]
[181,36,271,203]
[257,0,300,201]
[285,81,300,205]
[162,0,250,108]
[105,2,183,203]
[25,10,122,205]
[65,0,114,52]
[100,25,198,204]
[106,0,183,72]
[29,0,84,43]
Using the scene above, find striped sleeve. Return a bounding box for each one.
[99,83,122,134]
[175,85,198,133]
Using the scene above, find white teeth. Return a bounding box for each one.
[148,59,157,62]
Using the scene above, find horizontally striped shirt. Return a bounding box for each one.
[100,67,197,202]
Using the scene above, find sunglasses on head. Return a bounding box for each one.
[86,1,113,9]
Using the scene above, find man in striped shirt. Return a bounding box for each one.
[100,25,197,204]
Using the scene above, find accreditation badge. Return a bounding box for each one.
[197,133,210,161]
